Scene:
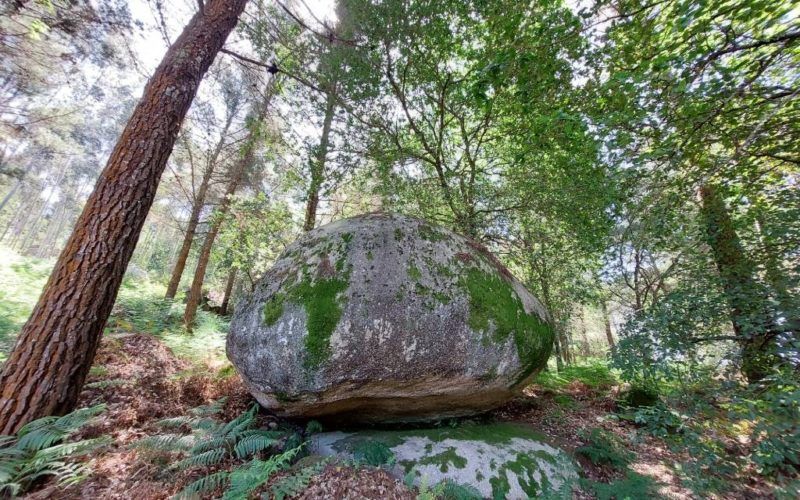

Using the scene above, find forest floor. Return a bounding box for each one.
[0,249,793,499]
[22,332,779,499]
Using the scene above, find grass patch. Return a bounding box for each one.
[0,246,53,360]
[534,359,617,391]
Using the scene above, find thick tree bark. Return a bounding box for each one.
[165,113,237,299]
[220,267,237,315]
[0,0,248,434]
[699,184,777,382]
[303,89,336,231]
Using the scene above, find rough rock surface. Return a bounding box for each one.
[309,423,578,498]
[227,213,553,421]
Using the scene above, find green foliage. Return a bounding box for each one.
[305,420,323,435]
[621,383,660,408]
[575,428,633,469]
[534,359,617,391]
[0,247,52,359]
[632,404,686,439]
[0,404,109,495]
[109,278,228,363]
[270,459,328,500]
[439,480,483,500]
[581,471,658,500]
[351,440,396,467]
[213,193,296,283]
[136,401,309,499]
[222,446,301,500]
[732,372,800,475]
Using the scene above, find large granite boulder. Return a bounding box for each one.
[227,213,553,422]
[309,423,579,498]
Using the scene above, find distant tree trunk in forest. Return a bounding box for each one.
[184,135,258,330]
[165,114,237,300]
[0,0,248,434]
[601,299,615,348]
[303,90,336,231]
[0,177,23,214]
[699,184,777,382]
[220,267,237,315]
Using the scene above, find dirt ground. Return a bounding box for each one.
[23,334,782,499]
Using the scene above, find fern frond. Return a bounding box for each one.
[16,416,59,437]
[52,404,107,430]
[0,436,18,448]
[30,436,111,463]
[175,448,226,470]
[237,429,285,440]
[234,434,278,459]
[173,470,230,499]
[222,445,302,500]
[189,398,227,417]
[157,415,201,429]
[190,435,234,455]
[270,460,328,500]
[135,433,194,452]
[15,429,66,452]
[220,406,257,437]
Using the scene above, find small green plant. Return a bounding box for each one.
[135,400,291,498]
[621,382,660,408]
[581,471,657,500]
[305,420,323,435]
[534,360,617,391]
[270,458,329,500]
[632,404,686,438]
[575,428,634,469]
[351,440,396,467]
[0,404,110,496]
[439,479,483,499]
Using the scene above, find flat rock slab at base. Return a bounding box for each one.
[309,423,578,499]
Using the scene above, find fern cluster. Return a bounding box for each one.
[270,459,329,500]
[0,404,110,496]
[136,399,308,499]
[575,428,634,469]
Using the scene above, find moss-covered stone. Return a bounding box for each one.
[462,267,553,378]
[407,263,422,281]
[262,293,285,326]
[289,273,350,369]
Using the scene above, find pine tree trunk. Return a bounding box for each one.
[184,138,256,330]
[699,184,776,382]
[0,177,22,214]
[601,299,615,348]
[165,113,237,299]
[303,89,336,231]
[220,267,237,315]
[0,0,248,434]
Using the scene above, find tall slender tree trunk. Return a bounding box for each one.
[21,168,65,253]
[220,267,237,315]
[165,113,237,299]
[183,111,264,330]
[303,89,336,231]
[0,176,23,214]
[699,184,777,382]
[601,299,615,348]
[0,0,248,434]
